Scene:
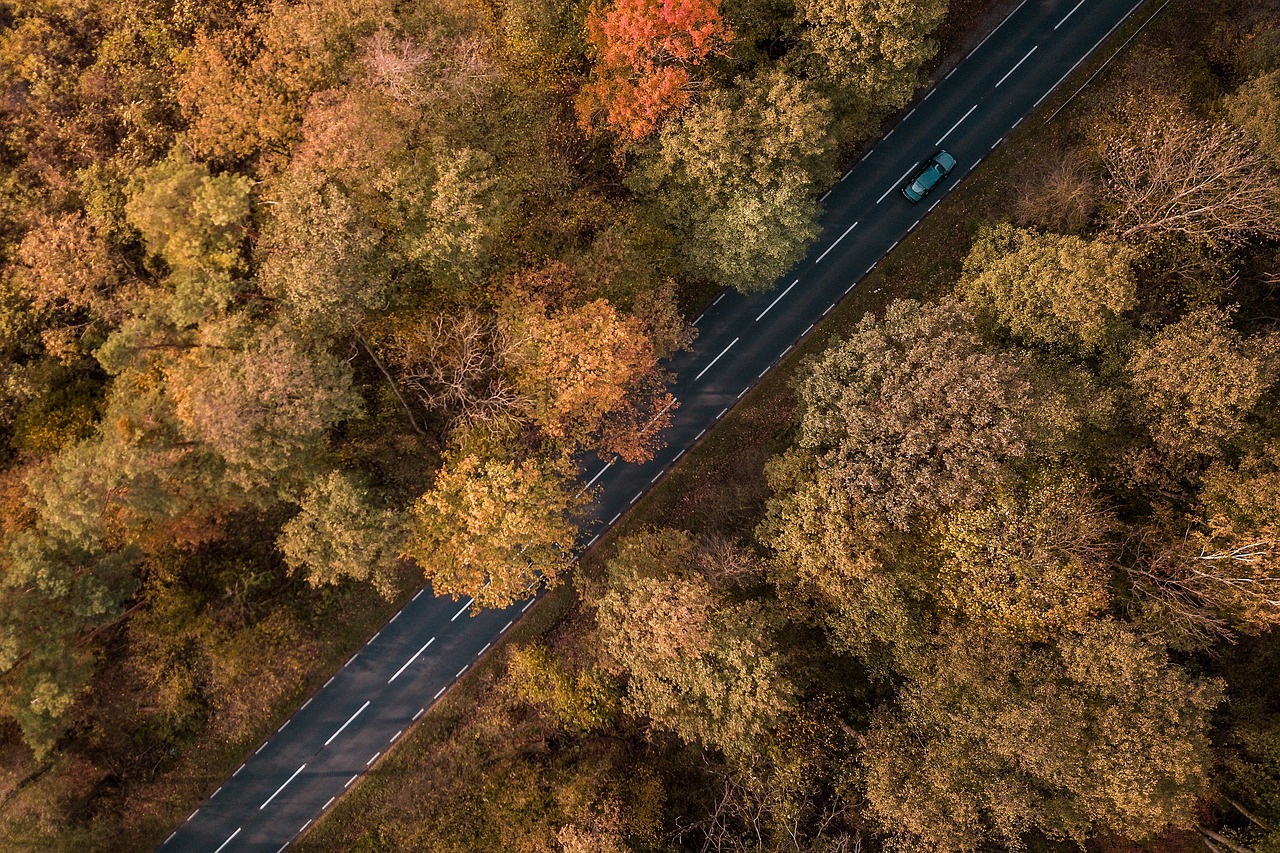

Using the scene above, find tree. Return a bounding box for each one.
[638,68,835,291]
[1225,69,1280,163]
[176,0,391,162]
[936,473,1114,640]
[376,307,526,431]
[758,299,1037,667]
[959,223,1137,353]
[165,323,365,491]
[595,528,792,756]
[389,145,505,293]
[1101,116,1280,249]
[1125,307,1277,462]
[277,471,407,599]
[124,145,252,275]
[257,167,388,331]
[13,212,120,317]
[798,0,946,116]
[861,621,1221,851]
[1127,446,1280,646]
[0,529,137,756]
[505,642,620,732]
[402,452,581,608]
[787,298,1031,530]
[504,287,674,462]
[578,0,734,142]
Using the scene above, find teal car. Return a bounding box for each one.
[902,151,956,202]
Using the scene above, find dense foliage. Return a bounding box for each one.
[0,0,946,844]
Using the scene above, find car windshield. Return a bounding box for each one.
[915,166,941,189]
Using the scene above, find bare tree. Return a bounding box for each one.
[1126,526,1280,646]
[379,309,528,431]
[1101,117,1280,249]
[363,26,497,107]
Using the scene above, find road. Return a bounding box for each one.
[163,0,1153,848]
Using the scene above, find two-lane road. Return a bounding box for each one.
[164,0,1154,848]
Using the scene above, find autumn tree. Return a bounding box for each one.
[125,145,252,275]
[1225,69,1280,162]
[959,223,1137,353]
[505,642,620,731]
[13,212,120,318]
[1101,116,1280,249]
[798,0,946,117]
[0,530,137,756]
[1128,446,1280,646]
[1125,307,1277,462]
[758,299,1036,665]
[165,323,364,491]
[402,452,581,608]
[862,621,1221,851]
[504,286,674,462]
[637,68,835,291]
[277,471,407,599]
[937,473,1114,640]
[785,298,1031,530]
[578,0,734,141]
[257,167,388,332]
[376,308,525,430]
[176,0,391,163]
[595,528,793,756]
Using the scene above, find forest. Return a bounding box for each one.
[0,0,1278,849]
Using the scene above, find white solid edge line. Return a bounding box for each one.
[1055,0,1087,29]
[694,337,739,381]
[756,279,799,322]
[995,45,1037,88]
[213,828,241,853]
[815,221,859,264]
[388,637,436,684]
[450,598,474,621]
[259,764,306,810]
[1035,0,1147,110]
[877,165,918,204]
[324,701,370,747]
[936,103,978,147]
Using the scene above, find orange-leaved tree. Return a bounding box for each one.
[578,0,733,143]
[503,279,676,463]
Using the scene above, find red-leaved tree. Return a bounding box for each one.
[578,0,733,142]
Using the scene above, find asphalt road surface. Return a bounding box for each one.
[163,0,1155,848]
